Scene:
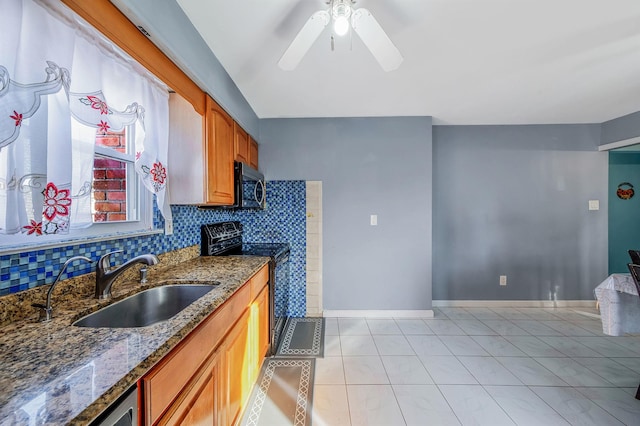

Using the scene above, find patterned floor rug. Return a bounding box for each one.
[240,358,315,426]
[276,317,325,358]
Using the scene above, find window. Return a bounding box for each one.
[0,0,171,252]
[93,128,139,223]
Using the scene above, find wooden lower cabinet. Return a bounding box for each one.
[255,287,269,372]
[222,309,251,426]
[224,283,269,424]
[157,350,222,426]
[141,264,269,426]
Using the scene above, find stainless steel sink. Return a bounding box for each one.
[73,284,217,328]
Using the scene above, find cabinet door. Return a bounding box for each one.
[157,350,222,426]
[234,122,249,164]
[167,93,205,204]
[224,309,251,426]
[205,95,234,205]
[143,307,224,425]
[245,286,269,390]
[248,137,259,170]
[256,286,269,362]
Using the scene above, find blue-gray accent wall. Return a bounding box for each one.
[432,125,608,301]
[608,152,640,274]
[260,117,433,311]
[111,0,259,137]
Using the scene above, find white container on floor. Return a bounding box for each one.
[594,273,640,336]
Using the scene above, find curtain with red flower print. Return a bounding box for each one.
[0,0,172,237]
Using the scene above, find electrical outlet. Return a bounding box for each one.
[370,214,378,226]
[164,220,173,236]
[499,275,507,286]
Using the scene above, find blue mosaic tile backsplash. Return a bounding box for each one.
[0,181,307,317]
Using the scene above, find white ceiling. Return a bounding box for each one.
[176,0,640,125]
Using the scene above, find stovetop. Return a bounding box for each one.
[239,243,290,261]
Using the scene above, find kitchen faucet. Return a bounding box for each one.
[33,255,93,321]
[95,250,159,299]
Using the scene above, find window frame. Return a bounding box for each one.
[93,125,140,224]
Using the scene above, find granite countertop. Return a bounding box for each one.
[0,255,269,425]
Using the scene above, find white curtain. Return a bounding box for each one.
[0,0,172,236]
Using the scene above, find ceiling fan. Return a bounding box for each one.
[278,0,403,72]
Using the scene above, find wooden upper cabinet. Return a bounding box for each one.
[205,96,235,205]
[234,123,250,165]
[249,137,259,170]
[167,94,236,206]
[167,93,205,205]
[233,122,259,171]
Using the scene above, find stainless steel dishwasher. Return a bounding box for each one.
[91,386,137,426]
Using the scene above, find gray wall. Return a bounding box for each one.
[433,125,608,301]
[111,0,259,136]
[260,117,433,310]
[601,110,640,146]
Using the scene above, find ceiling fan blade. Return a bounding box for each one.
[351,8,403,72]
[278,10,330,71]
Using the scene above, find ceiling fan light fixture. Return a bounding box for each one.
[332,0,352,36]
[334,15,349,36]
[278,0,402,72]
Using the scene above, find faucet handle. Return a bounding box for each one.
[98,250,123,271]
[140,266,148,284]
[31,303,52,322]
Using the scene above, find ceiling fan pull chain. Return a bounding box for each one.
[350,24,353,51]
[331,34,335,51]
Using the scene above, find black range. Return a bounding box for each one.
[201,222,290,355]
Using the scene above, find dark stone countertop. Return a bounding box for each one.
[0,255,269,425]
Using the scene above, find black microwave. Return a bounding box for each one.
[235,162,266,209]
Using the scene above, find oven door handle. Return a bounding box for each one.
[254,180,266,206]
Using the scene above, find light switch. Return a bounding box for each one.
[370,214,378,226]
[588,200,599,211]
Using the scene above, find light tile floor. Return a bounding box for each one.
[311,307,640,426]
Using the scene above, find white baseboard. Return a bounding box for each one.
[572,310,601,319]
[323,310,435,318]
[432,300,596,308]
[322,302,599,318]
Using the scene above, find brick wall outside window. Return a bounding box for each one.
[94,131,127,222]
